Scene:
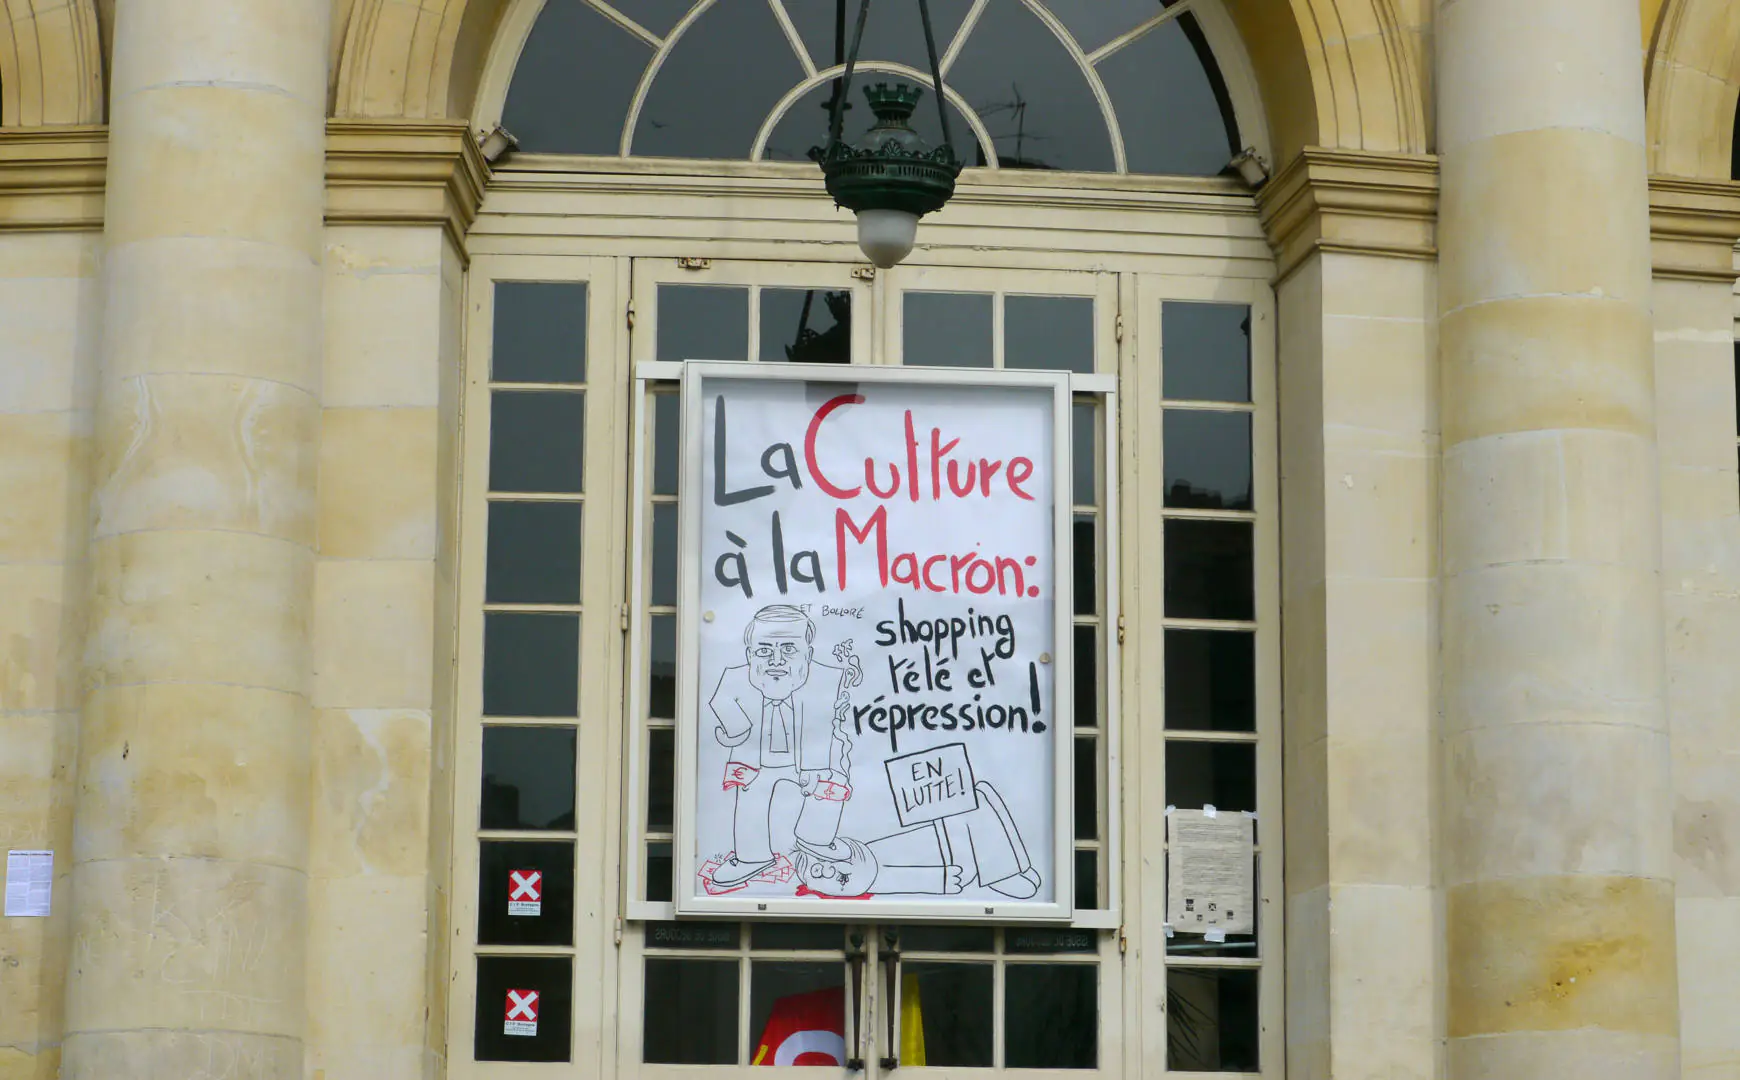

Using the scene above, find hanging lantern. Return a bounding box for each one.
[809,0,963,268]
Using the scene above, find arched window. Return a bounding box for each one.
[501,0,1241,175]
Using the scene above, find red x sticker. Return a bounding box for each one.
[505,988,539,1036]
[508,869,542,917]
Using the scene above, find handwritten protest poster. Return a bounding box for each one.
[675,365,1073,921]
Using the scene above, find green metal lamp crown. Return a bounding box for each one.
[863,82,922,123]
[810,81,963,218]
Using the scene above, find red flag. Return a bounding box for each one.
[752,986,847,1067]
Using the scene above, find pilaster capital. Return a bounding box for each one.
[325,119,490,256]
[1647,175,1740,284]
[0,126,108,232]
[1256,148,1439,280]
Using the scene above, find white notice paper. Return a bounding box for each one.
[1166,811,1253,936]
[4,850,53,917]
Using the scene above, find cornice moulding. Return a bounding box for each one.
[0,121,490,242]
[1256,148,1440,279]
[492,152,1260,216]
[325,119,490,255]
[0,125,108,232]
[9,128,1738,288]
[1646,175,1740,283]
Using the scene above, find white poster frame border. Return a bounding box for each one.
[673,360,1075,923]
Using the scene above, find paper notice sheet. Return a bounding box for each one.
[4,850,53,917]
[1166,810,1253,936]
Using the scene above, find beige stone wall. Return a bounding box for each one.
[1278,246,1441,1080]
[1653,272,1740,1080]
[0,116,476,1078]
[429,229,466,1080]
[307,223,464,1080]
[0,231,98,1080]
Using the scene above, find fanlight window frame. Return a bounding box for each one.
[472,0,1273,176]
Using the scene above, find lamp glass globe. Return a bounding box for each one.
[856,208,919,268]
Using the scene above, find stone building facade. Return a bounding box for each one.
[0,1,1737,1079]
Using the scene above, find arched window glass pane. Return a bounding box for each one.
[503,0,651,154]
[1097,15,1238,175]
[761,77,983,164]
[1042,0,1165,55]
[783,0,976,74]
[606,0,702,38]
[631,0,805,158]
[947,0,1114,171]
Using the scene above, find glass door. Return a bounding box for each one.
[453,254,1281,1080]
[875,265,1119,1077]
[454,255,627,1076]
[622,257,875,916]
[621,257,876,1078]
[620,258,1124,1080]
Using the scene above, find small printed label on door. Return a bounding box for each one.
[505,988,539,1037]
[508,869,542,917]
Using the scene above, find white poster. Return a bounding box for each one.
[676,364,1072,921]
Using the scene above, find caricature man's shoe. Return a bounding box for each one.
[987,867,1042,899]
[794,837,854,862]
[712,854,777,887]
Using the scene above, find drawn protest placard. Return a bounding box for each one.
[886,743,978,828]
[675,364,1073,921]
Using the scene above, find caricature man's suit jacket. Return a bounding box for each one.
[709,662,848,775]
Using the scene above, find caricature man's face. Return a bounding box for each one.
[796,840,876,896]
[747,621,811,700]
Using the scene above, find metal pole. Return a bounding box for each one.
[827,0,847,117]
[917,0,955,157]
[826,0,874,147]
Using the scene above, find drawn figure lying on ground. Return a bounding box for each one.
[793,781,1042,900]
[704,605,860,891]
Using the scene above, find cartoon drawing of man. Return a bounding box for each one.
[708,605,854,888]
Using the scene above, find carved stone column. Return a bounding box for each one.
[1437,2,1679,1076]
[62,2,330,1076]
